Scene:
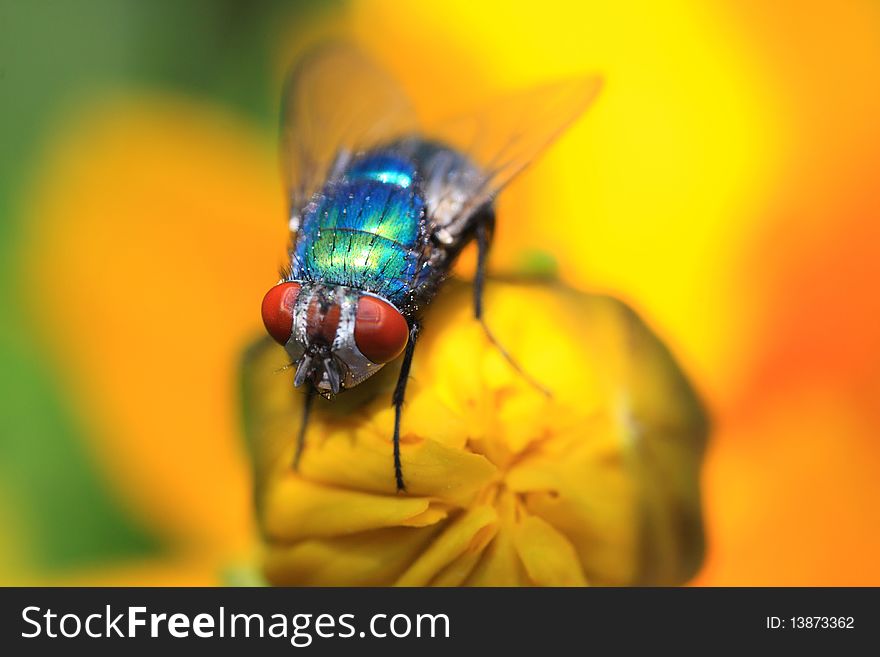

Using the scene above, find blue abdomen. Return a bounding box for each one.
[291,151,425,306]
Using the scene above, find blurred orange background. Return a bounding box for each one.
[1,0,878,585]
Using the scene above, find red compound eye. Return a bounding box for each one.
[354,296,408,363]
[261,282,301,345]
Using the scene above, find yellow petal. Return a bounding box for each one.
[261,477,446,543]
[463,526,527,587]
[298,429,498,505]
[461,490,528,586]
[395,506,498,586]
[264,526,441,586]
[429,547,486,587]
[513,515,588,586]
[401,504,452,527]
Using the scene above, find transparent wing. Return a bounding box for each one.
[281,44,418,224]
[421,76,603,234]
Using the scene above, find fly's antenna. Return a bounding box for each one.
[294,354,314,388]
[323,357,341,395]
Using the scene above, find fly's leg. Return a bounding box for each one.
[474,214,552,398]
[391,321,420,492]
[293,384,317,470]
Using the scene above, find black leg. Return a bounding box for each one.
[472,207,494,322]
[391,321,420,492]
[293,384,316,470]
[474,217,552,398]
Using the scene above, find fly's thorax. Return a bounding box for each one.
[403,141,484,245]
[261,281,409,396]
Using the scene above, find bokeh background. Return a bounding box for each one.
[1,0,878,585]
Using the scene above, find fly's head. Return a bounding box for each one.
[261,282,409,397]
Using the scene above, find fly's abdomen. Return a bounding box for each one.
[291,152,425,305]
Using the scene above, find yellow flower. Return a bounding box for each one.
[243,278,707,586]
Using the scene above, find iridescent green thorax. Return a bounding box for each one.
[291,151,425,306]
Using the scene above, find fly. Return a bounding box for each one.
[260,45,602,491]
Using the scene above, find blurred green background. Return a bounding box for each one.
[0,0,331,578]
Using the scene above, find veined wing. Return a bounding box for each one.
[421,75,603,240]
[280,44,418,231]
